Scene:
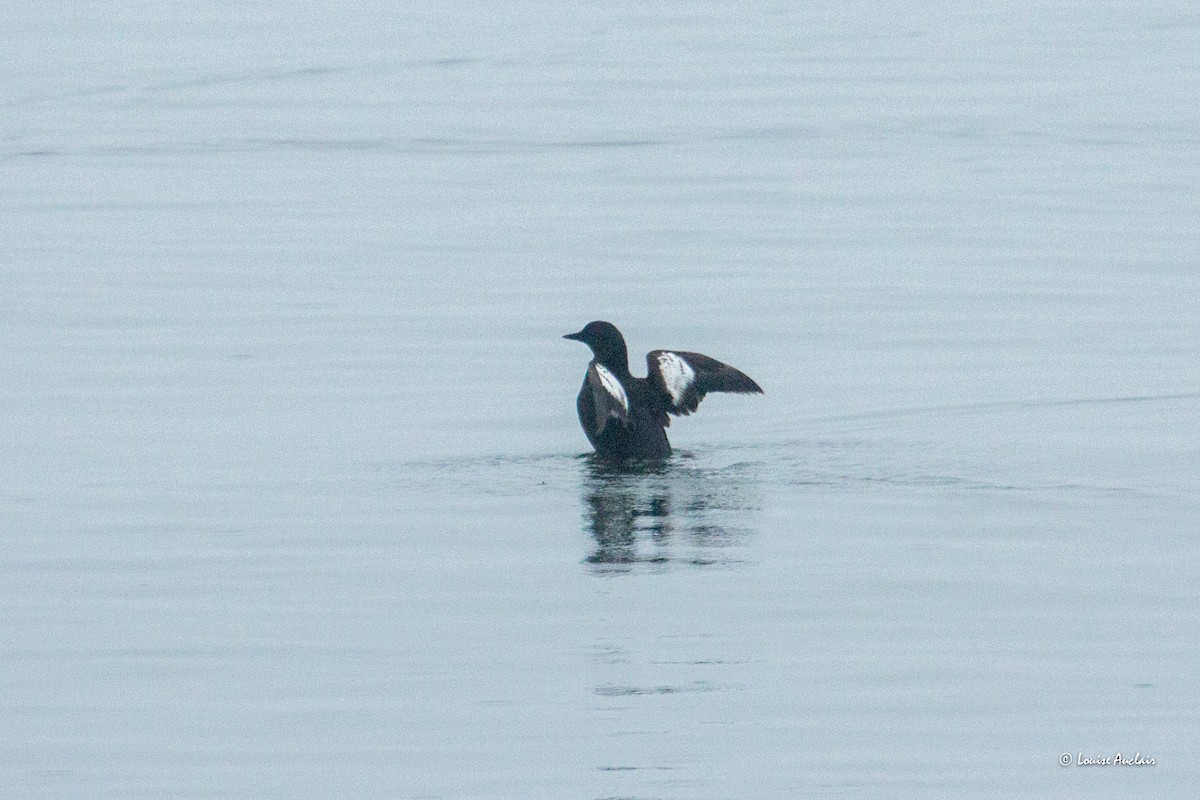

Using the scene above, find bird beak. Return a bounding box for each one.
[563,330,584,341]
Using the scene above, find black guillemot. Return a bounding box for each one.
[563,320,763,460]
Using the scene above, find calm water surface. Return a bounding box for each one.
[3,2,1199,798]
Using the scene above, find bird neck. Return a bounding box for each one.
[596,349,630,378]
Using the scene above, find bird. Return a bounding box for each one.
[563,321,763,460]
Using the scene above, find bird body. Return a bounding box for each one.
[564,321,762,460]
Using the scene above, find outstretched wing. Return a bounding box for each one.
[583,362,630,435]
[646,350,763,416]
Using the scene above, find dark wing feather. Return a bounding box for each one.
[584,362,630,434]
[646,350,763,416]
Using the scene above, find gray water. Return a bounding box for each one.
[3,2,1199,798]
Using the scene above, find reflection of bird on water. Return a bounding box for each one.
[584,460,672,566]
[580,457,760,570]
[564,321,762,461]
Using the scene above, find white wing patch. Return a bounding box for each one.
[655,352,696,406]
[593,363,629,415]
